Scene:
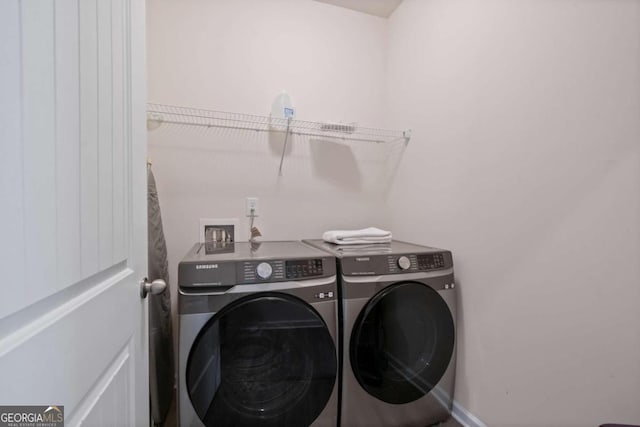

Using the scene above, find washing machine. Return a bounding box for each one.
[303,240,456,427]
[178,241,339,427]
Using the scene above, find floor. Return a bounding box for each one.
[161,396,464,427]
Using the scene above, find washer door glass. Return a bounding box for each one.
[186,293,337,427]
[350,281,454,404]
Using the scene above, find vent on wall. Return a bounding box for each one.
[319,122,356,134]
[312,0,403,18]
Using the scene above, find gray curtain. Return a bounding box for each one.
[148,166,175,426]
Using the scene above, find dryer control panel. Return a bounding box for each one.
[387,253,447,273]
[418,253,446,269]
[341,251,452,276]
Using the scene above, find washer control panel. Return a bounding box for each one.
[179,242,336,288]
[238,258,326,283]
[286,259,324,279]
[397,256,411,270]
[240,260,285,283]
[256,262,273,279]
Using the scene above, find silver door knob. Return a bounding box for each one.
[140,278,166,298]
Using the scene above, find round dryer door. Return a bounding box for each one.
[350,281,455,404]
[186,293,337,427]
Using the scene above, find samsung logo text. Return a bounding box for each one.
[196,264,218,270]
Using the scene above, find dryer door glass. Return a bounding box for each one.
[350,281,454,404]
[186,293,337,427]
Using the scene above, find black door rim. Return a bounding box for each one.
[186,292,337,427]
[350,281,455,404]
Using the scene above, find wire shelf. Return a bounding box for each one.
[146,103,411,144]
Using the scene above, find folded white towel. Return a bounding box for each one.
[322,227,392,245]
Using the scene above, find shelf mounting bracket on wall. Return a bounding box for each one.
[278,117,292,176]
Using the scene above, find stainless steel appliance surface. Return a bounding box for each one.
[178,241,339,427]
[303,239,457,427]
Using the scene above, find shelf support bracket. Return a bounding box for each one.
[278,117,292,176]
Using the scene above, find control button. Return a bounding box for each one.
[256,262,273,279]
[397,256,411,270]
[328,291,334,298]
[445,284,450,289]
[451,283,455,289]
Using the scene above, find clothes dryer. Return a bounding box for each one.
[178,241,339,427]
[303,240,456,427]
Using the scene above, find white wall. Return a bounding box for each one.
[147,0,399,295]
[387,1,640,426]
[149,1,640,425]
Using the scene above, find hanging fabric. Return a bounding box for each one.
[148,165,175,426]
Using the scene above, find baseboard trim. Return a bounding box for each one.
[451,400,488,427]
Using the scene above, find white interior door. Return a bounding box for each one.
[0,0,148,425]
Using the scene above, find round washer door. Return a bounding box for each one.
[350,281,454,404]
[187,293,337,427]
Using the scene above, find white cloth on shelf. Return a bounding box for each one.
[322,227,392,245]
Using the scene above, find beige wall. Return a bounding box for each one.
[147,0,399,294]
[149,0,640,425]
[386,1,640,426]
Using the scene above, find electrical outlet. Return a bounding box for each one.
[246,197,259,217]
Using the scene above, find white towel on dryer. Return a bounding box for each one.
[322,227,392,245]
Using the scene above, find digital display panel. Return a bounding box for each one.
[417,253,446,270]
[286,259,323,279]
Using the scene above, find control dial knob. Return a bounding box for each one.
[256,262,273,279]
[397,256,411,270]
